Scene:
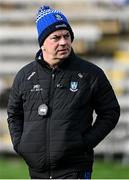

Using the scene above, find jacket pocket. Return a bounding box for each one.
[19,142,46,170]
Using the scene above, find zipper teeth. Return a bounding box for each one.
[47,71,55,178]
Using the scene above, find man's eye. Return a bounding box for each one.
[51,36,59,41]
[64,34,70,39]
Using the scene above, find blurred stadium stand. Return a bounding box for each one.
[0,0,129,161]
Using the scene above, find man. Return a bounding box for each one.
[7,5,120,179]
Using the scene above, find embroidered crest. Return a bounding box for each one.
[31,84,42,92]
[55,14,63,20]
[70,81,78,92]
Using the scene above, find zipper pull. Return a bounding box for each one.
[51,68,56,80]
[52,73,55,80]
[56,83,63,88]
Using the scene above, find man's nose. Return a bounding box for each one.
[59,37,67,45]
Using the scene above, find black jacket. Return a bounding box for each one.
[7,50,120,176]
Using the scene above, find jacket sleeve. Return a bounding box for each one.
[84,69,120,149]
[7,72,24,153]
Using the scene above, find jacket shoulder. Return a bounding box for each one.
[15,61,36,80]
[74,56,103,75]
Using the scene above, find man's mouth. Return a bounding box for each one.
[58,49,68,52]
[59,49,66,51]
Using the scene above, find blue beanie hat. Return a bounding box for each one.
[36,6,74,47]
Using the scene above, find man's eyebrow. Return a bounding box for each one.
[63,32,70,36]
[52,34,60,37]
[52,32,70,37]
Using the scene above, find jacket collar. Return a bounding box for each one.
[35,48,76,71]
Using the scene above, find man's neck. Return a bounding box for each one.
[43,58,58,67]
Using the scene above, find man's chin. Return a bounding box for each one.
[58,52,70,59]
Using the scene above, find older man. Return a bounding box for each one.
[7,6,120,179]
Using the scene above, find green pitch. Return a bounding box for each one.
[0,156,129,179]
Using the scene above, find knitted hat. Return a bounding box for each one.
[36,6,74,46]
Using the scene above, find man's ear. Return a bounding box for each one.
[41,45,46,51]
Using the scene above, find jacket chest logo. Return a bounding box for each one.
[31,84,42,92]
[70,81,78,92]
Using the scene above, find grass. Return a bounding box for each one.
[0,156,29,179]
[92,159,129,179]
[0,156,129,179]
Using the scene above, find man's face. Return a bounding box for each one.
[41,29,72,64]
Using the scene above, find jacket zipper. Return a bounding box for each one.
[47,69,56,179]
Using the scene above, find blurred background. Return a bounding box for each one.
[0,0,129,179]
